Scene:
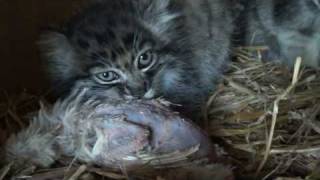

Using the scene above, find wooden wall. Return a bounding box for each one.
[0,0,87,94]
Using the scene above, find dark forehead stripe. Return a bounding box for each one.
[93,28,118,46]
[110,50,117,61]
[104,28,117,41]
[122,33,135,47]
[97,50,107,57]
[81,30,92,37]
[93,30,134,57]
[111,42,127,56]
[95,33,109,45]
[89,50,108,60]
[77,38,90,49]
[124,61,130,68]
[89,52,100,60]
[88,49,114,67]
[89,55,109,66]
[110,50,134,70]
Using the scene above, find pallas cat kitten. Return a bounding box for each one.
[39,0,235,117]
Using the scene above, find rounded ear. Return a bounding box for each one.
[38,31,79,94]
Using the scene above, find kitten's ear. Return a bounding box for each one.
[38,31,79,92]
[139,0,182,41]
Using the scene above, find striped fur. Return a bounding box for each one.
[39,0,235,117]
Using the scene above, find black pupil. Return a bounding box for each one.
[102,72,115,81]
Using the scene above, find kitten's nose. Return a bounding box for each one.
[125,79,150,98]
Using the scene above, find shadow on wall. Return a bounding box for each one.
[0,0,87,94]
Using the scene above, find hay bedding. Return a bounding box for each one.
[0,47,320,179]
[208,47,320,179]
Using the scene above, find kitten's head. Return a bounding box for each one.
[40,0,198,104]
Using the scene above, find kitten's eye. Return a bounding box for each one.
[137,50,156,71]
[94,71,120,84]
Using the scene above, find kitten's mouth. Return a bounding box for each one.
[143,89,156,99]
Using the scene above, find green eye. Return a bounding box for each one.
[95,71,120,84]
[137,50,156,71]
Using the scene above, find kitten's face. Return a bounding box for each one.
[40,0,191,102]
[69,25,177,100]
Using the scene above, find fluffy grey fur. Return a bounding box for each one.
[5,90,97,168]
[244,0,320,67]
[5,105,60,168]
[39,0,235,117]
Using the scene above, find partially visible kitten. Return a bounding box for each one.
[244,0,320,67]
[39,0,235,117]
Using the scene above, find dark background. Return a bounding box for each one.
[0,0,87,94]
